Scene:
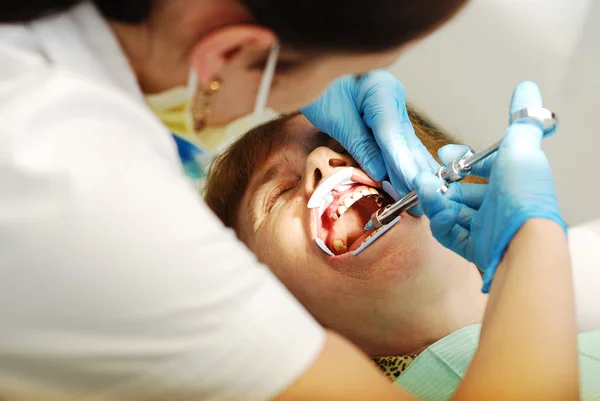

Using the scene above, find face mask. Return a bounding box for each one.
[146,41,280,155]
[146,42,280,188]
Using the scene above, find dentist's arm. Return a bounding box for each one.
[275,220,577,401]
[275,84,578,401]
[414,81,579,400]
[456,218,577,400]
[274,330,418,401]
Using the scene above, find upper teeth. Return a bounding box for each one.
[333,187,379,219]
[307,167,386,222]
[307,167,355,214]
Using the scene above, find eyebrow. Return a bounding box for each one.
[247,164,282,228]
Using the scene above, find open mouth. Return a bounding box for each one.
[307,167,397,256]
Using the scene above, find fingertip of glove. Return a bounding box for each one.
[364,70,404,90]
[507,81,546,147]
[363,159,387,182]
[510,81,543,114]
[438,144,472,167]
[299,105,314,119]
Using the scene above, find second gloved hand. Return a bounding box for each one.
[301,70,440,215]
[414,81,566,292]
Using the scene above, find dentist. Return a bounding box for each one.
[0,1,577,400]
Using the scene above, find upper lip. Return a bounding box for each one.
[307,167,380,214]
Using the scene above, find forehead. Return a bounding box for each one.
[253,115,322,177]
[277,114,323,152]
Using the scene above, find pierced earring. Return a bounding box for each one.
[191,79,221,131]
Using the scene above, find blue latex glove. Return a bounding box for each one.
[414,81,566,293]
[301,70,440,216]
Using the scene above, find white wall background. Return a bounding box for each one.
[387,0,600,226]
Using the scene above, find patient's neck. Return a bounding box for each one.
[342,244,487,357]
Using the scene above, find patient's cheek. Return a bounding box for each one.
[254,232,301,275]
[367,223,431,287]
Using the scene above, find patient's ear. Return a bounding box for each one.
[189,25,276,86]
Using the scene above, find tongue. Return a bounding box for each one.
[325,199,380,254]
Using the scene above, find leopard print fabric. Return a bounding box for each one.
[373,355,417,380]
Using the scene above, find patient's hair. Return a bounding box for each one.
[204,107,477,229]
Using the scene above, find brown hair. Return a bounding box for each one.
[203,114,293,228]
[204,107,481,229]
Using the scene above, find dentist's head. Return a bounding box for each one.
[1,0,468,126]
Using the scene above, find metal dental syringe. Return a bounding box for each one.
[364,107,558,231]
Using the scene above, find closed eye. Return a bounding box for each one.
[266,181,299,213]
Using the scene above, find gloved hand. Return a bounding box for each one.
[301,70,440,216]
[414,81,566,293]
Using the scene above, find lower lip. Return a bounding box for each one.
[320,214,405,260]
[351,215,402,256]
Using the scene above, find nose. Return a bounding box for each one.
[304,146,356,198]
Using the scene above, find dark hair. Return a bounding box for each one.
[242,0,468,53]
[1,0,467,53]
[0,0,151,23]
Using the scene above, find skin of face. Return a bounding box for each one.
[236,115,486,356]
[110,0,408,126]
[210,47,406,125]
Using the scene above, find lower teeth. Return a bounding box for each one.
[333,239,347,254]
[322,192,393,256]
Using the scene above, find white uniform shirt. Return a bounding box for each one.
[0,3,324,400]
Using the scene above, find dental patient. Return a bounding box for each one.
[204,111,600,398]
[205,109,485,363]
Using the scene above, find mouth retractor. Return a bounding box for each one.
[307,168,401,256]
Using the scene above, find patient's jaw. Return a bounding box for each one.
[235,115,487,357]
